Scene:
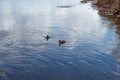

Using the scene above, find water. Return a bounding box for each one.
[0,0,120,80]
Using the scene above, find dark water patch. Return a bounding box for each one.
[80,0,87,4]
[0,69,9,80]
[56,5,74,8]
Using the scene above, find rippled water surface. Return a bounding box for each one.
[0,0,120,80]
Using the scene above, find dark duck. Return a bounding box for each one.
[58,40,66,46]
[45,35,51,41]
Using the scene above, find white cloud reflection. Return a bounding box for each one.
[62,4,107,50]
[2,1,15,31]
[0,0,113,51]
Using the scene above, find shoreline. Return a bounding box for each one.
[81,0,120,27]
[94,0,120,18]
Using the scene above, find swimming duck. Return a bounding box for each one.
[58,40,66,46]
[45,35,51,41]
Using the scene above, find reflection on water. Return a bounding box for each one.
[0,0,120,80]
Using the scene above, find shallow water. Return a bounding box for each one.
[0,0,120,80]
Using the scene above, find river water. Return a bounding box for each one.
[0,0,120,80]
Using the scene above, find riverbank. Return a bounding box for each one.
[92,0,120,17]
[81,0,120,32]
[93,0,120,35]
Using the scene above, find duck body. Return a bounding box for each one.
[45,35,51,41]
[58,40,66,46]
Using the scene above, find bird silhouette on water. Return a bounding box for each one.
[44,35,66,46]
[58,40,66,46]
[45,35,51,41]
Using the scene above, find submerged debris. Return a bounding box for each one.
[56,5,74,8]
[80,0,87,3]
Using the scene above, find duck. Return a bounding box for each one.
[58,40,66,46]
[45,35,51,41]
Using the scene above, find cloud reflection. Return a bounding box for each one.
[1,1,15,31]
[0,0,53,50]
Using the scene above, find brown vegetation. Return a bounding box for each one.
[94,0,120,17]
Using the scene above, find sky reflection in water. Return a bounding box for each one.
[0,0,120,80]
